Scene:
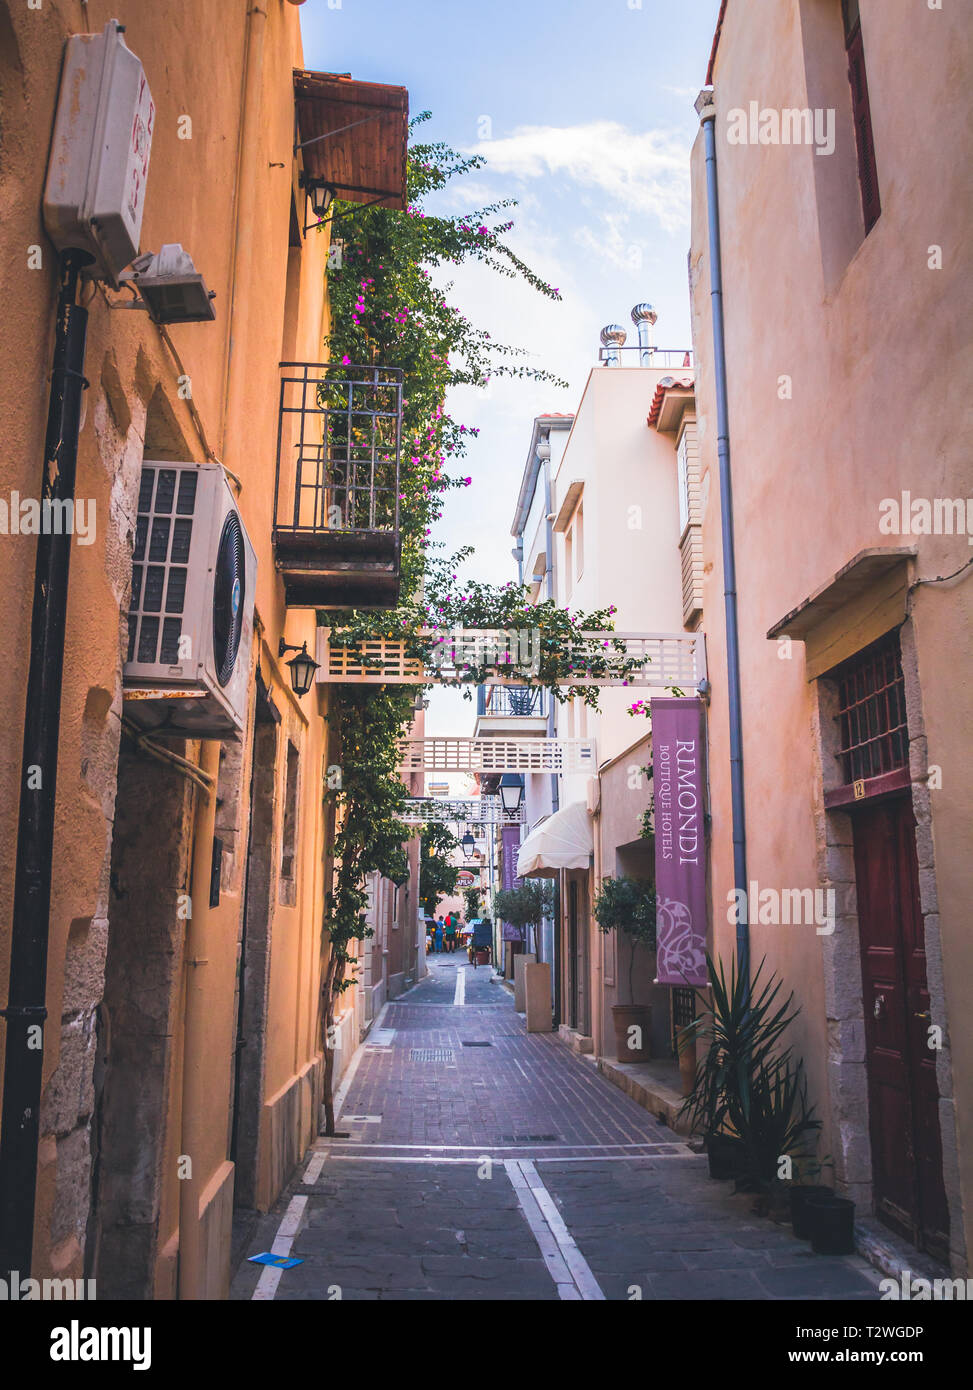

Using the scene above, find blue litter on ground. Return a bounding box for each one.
[248,1252,304,1269]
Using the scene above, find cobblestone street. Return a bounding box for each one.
[231,962,883,1302]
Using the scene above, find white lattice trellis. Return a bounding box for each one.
[399,797,526,825]
[397,737,598,774]
[316,627,706,689]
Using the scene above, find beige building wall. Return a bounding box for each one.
[690,0,973,1269]
[544,367,689,1059]
[0,0,338,1295]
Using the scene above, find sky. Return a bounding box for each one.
[299,0,723,755]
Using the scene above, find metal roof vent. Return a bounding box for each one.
[599,323,627,366]
[631,302,658,365]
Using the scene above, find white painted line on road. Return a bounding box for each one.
[302,1150,328,1185]
[453,967,466,1006]
[326,1152,695,1165]
[519,1159,605,1300]
[504,1159,576,1293]
[505,1158,605,1301]
[329,1155,498,1164]
[317,1140,681,1151]
[251,1194,308,1301]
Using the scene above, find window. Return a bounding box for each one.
[832,631,907,785]
[564,528,574,599]
[574,504,584,581]
[280,739,300,900]
[677,432,690,537]
[842,0,881,233]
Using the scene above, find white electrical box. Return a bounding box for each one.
[43,19,154,286]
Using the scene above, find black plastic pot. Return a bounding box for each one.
[790,1184,834,1239]
[706,1134,743,1180]
[806,1193,855,1255]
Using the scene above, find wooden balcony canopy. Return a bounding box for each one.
[294,70,409,210]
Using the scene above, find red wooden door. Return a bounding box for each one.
[852,795,949,1257]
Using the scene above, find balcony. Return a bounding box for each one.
[273,362,403,609]
[474,683,548,740]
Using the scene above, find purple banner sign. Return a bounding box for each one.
[500,826,525,942]
[651,697,708,987]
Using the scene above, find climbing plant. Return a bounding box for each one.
[318,116,625,1129]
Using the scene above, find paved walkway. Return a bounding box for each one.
[230,959,882,1301]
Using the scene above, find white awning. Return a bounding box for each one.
[517,801,593,879]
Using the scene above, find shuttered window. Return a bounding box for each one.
[843,1,881,233]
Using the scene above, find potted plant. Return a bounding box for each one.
[788,1155,835,1238]
[493,881,553,961]
[805,1191,856,1254]
[592,876,656,1063]
[678,954,820,1193]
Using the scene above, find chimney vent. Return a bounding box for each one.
[599,323,627,366]
[631,303,658,365]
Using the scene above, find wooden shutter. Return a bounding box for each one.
[846,22,881,233]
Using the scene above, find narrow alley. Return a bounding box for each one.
[230,961,881,1302]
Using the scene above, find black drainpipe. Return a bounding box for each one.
[696,90,750,981]
[0,249,89,1278]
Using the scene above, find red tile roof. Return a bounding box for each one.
[647,375,695,429]
[706,0,729,85]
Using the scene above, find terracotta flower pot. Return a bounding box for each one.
[612,1004,651,1062]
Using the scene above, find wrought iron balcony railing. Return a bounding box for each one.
[475,684,547,718]
[273,361,403,609]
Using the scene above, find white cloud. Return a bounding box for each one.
[467,121,692,234]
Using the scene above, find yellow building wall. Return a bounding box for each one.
[0,0,334,1293]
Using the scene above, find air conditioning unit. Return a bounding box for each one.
[124,462,257,739]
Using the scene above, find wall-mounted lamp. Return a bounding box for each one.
[279,639,319,696]
[301,175,336,228]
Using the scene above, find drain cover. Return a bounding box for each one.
[461,1041,493,1047]
[409,1048,455,1062]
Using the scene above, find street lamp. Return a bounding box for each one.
[278,639,319,697]
[498,774,524,816]
[461,831,476,859]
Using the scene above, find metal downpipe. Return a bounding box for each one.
[697,91,750,982]
[0,250,89,1277]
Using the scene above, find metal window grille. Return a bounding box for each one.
[833,631,908,784]
[671,987,696,1031]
